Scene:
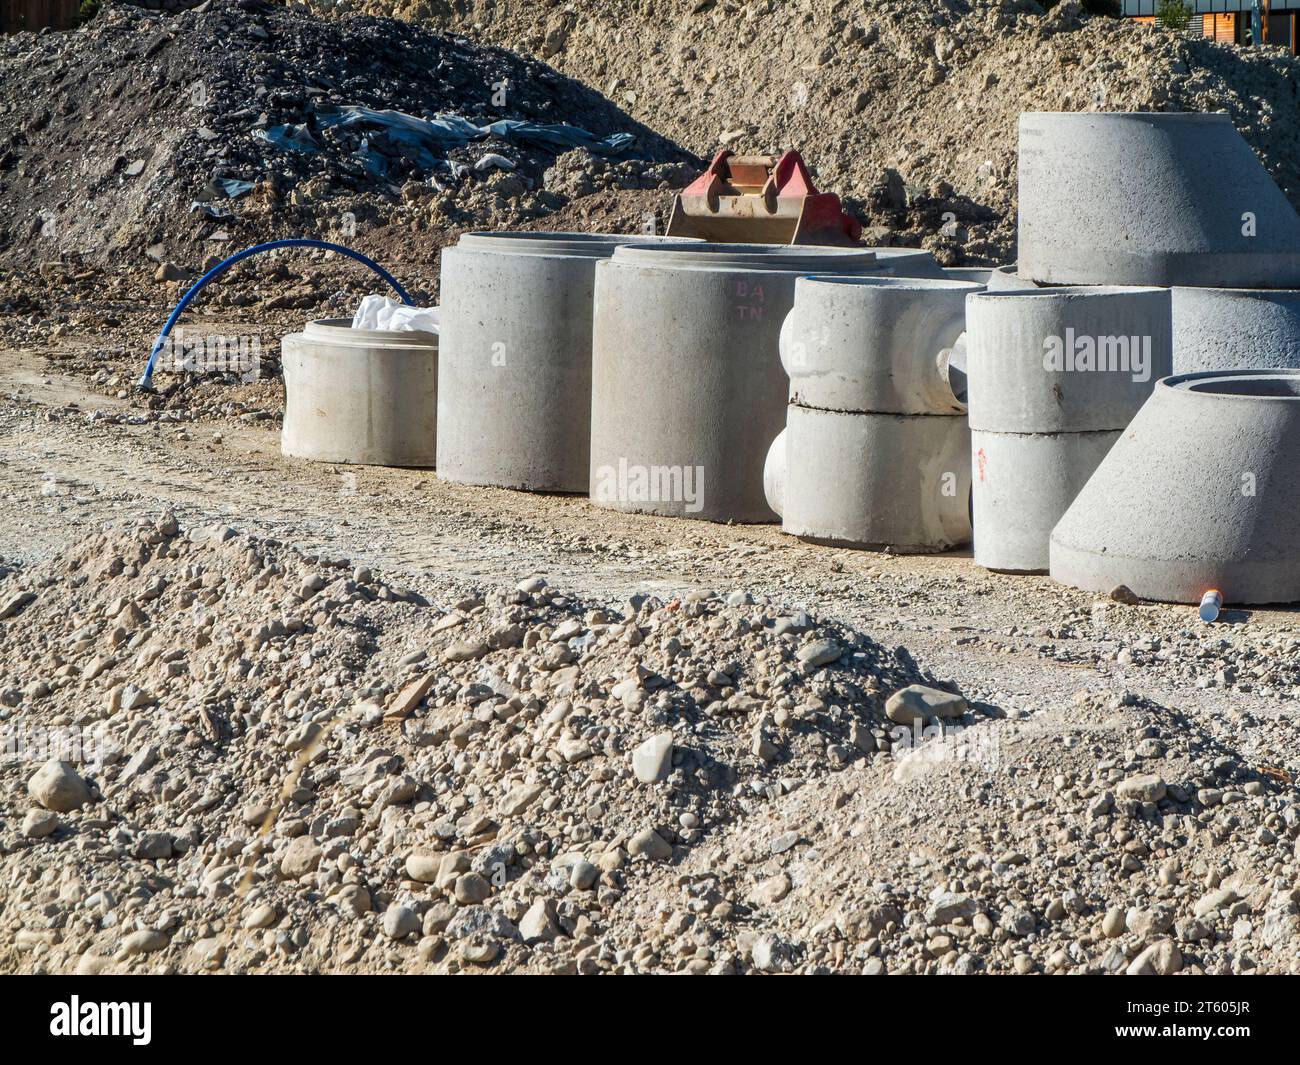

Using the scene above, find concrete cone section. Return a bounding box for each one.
[1051,370,1300,605]
[1172,287,1300,374]
[281,318,438,467]
[1019,112,1300,287]
[589,243,885,522]
[437,232,687,493]
[781,405,971,552]
[965,287,1170,573]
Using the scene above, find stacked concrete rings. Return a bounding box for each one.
[281,318,438,467]
[1171,287,1300,374]
[767,275,982,552]
[965,287,1171,573]
[1019,112,1300,287]
[589,243,889,522]
[437,232,689,493]
[1051,370,1300,605]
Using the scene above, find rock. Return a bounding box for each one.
[927,891,977,924]
[632,731,674,783]
[0,590,36,620]
[1194,885,1242,917]
[154,262,188,283]
[1116,773,1166,804]
[885,684,967,724]
[28,759,91,812]
[21,808,59,838]
[751,934,793,973]
[243,903,278,929]
[405,850,441,883]
[627,827,672,861]
[796,639,842,667]
[454,873,492,905]
[749,873,792,907]
[568,860,599,891]
[460,936,501,964]
[1109,584,1140,605]
[499,782,544,818]
[280,835,322,878]
[383,904,420,940]
[1127,939,1182,976]
[117,929,168,958]
[1101,906,1126,938]
[519,897,562,944]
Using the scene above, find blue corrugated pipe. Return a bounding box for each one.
[138,238,414,389]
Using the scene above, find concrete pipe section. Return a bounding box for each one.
[589,243,885,522]
[965,287,1171,573]
[944,266,993,285]
[1019,112,1300,287]
[1172,287,1300,374]
[281,318,438,467]
[771,275,982,551]
[778,405,972,553]
[1050,370,1300,606]
[437,232,688,493]
[985,263,1038,293]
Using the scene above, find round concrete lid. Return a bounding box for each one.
[610,242,879,272]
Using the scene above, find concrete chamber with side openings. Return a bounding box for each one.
[766,275,982,552]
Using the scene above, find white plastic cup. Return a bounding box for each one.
[1199,589,1223,623]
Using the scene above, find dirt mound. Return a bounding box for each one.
[4,513,1299,974]
[368,0,1300,264]
[0,0,696,269]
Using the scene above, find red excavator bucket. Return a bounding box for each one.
[666,149,863,246]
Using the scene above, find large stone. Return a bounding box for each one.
[28,760,91,813]
[1116,774,1167,804]
[280,835,322,878]
[627,827,672,861]
[519,897,562,944]
[632,731,674,783]
[885,684,967,725]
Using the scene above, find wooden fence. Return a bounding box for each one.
[0,0,82,35]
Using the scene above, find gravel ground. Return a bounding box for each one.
[2,349,1300,975]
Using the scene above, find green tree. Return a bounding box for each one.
[1156,0,1195,30]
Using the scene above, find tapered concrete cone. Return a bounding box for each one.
[1172,287,1300,374]
[1019,112,1300,287]
[1050,370,1300,605]
[282,318,438,467]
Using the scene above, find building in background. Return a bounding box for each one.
[1124,0,1300,51]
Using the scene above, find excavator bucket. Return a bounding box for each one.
[666,149,862,246]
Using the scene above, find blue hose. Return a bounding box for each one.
[139,238,414,389]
